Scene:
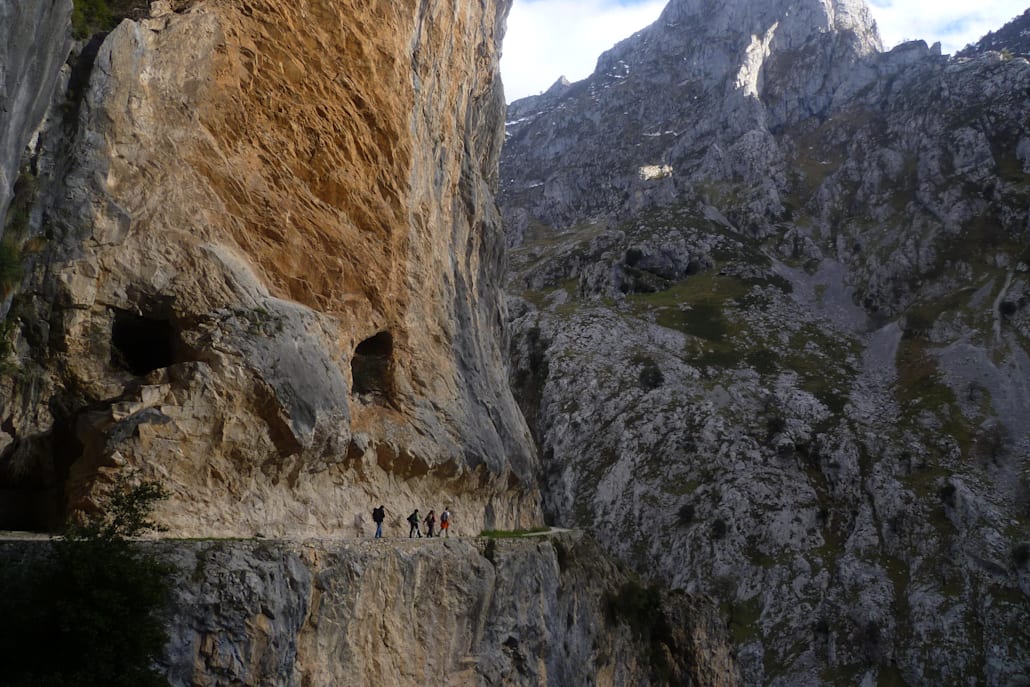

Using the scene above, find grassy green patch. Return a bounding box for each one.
[479,527,551,538]
[725,595,764,645]
[625,272,749,363]
[894,339,977,457]
[781,323,859,415]
[902,286,984,341]
[877,663,912,686]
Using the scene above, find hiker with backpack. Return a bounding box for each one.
[372,504,385,539]
[424,509,437,537]
[440,506,451,538]
[408,509,422,538]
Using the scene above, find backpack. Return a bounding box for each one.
[440,511,449,523]
[408,511,419,524]
[372,507,384,522]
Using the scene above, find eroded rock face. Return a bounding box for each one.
[124,535,737,686]
[0,534,740,685]
[0,0,539,536]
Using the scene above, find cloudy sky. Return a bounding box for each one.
[501,0,1029,101]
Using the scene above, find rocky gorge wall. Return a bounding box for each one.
[0,533,741,686]
[500,0,1030,684]
[0,0,539,537]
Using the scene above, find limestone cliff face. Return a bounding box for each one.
[0,0,72,229]
[0,0,539,536]
[0,533,739,686]
[152,534,738,686]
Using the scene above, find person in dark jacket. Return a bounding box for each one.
[372,505,385,539]
[424,510,436,537]
[408,509,422,538]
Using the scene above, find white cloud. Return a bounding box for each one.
[501,0,1028,103]
[501,0,665,101]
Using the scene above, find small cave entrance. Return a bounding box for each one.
[351,331,394,402]
[111,309,178,376]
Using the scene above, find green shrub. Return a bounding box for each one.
[677,503,695,526]
[72,0,150,39]
[0,238,23,295]
[604,579,675,681]
[0,479,174,686]
[604,579,662,636]
[72,0,114,38]
[637,356,664,390]
[1013,543,1030,569]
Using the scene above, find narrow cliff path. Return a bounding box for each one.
[0,527,578,542]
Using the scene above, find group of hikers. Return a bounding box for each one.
[370,504,451,538]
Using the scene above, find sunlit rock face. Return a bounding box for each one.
[0,0,540,537]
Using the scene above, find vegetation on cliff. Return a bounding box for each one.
[71,0,150,38]
[0,481,173,686]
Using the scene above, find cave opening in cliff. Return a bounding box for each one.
[111,309,178,376]
[352,331,394,402]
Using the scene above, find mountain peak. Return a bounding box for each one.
[660,0,880,43]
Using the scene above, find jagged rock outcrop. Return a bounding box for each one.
[1,533,742,686]
[500,0,1030,684]
[0,0,539,537]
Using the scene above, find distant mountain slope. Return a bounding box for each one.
[500,0,1030,684]
[957,8,1030,58]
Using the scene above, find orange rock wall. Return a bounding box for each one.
[0,0,538,536]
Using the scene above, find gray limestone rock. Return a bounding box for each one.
[0,0,72,225]
[501,0,1030,684]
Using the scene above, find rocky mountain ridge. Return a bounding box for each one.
[500,0,1030,684]
[957,8,1030,59]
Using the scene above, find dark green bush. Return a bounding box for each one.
[72,0,114,38]
[0,238,23,295]
[0,480,173,687]
[604,579,675,681]
[638,357,664,389]
[604,579,663,636]
[72,0,150,39]
[677,503,695,526]
[1014,543,1030,569]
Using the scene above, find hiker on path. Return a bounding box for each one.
[372,504,385,539]
[424,510,436,537]
[440,506,451,538]
[408,509,422,538]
